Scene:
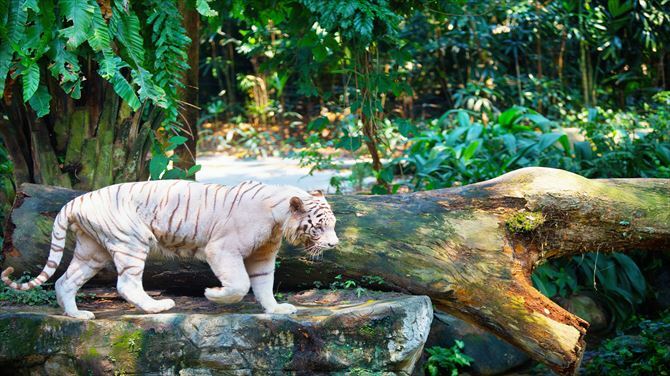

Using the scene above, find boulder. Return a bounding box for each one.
[0,290,433,375]
[558,294,610,333]
[421,312,530,375]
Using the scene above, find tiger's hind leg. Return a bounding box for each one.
[56,233,110,320]
[111,244,175,314]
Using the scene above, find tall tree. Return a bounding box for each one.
[0,0,215,189]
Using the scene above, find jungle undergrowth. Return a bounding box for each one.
[311,274,388,298]
[424,340,474,376]
[0,272,94,307]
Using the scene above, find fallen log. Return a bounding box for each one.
[2,167,669,375]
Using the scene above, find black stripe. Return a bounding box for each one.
[251,185,266,199]
[249,270,274,278]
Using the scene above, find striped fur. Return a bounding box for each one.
[1,180,338,319]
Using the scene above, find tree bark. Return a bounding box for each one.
[2,167,669,375]
[0,72,157,190]
[175,0,199,171]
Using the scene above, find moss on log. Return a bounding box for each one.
[2,167,669,375]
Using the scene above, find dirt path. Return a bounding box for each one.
[196,154,342,191]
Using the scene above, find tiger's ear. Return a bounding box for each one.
[289,197,305,214]
[309,189,324,197]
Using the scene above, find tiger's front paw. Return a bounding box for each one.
[65,310,96,320]
[266,303,297,314]
[142,298,176,313]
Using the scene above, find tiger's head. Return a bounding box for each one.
[284,190,338,259]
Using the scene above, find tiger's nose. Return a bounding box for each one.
[327,238,339,248]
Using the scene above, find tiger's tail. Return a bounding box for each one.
[1,200,73,290]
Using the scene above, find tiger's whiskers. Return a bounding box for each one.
[305,244,324,261]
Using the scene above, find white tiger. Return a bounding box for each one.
[1,180,338,319]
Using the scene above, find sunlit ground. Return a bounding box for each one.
[196,154,347,192]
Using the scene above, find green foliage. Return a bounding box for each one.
[388,107,571,190]
[0,273,58,306]
[147,0,192,119]
[330,274,357,290]
[196,0,218,17]
[200,0,670,164]
[326,274,375,297]
[532,253,647,326]
[149,135,201,180]
[387,104,669,191]
[299,0,400,44]
[584,312,670,375]
[563,106,670,179]
[0,143,14,247]
[424,341,474,376]
[0,0,216,179]
[27,84,50,117]
[361,275,385,286]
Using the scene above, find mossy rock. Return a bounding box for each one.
[0,291,432,375]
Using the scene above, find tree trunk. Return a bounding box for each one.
[175,0,200,171]
[354,48,387,190]
[0,71,157,191]
[557,29,567,86]
[579,40,590,107]
[2,168,669,375]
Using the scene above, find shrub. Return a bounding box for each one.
[584,312,670,375]
[424,340,474,376]
[0,273,58,307]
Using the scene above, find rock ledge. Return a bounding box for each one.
[0,291,433,375]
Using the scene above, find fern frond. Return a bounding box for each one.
[24,1,54,60]
[87,4,112,53]
[110,71,141,110]
[110,2,145,68]
[98,53,125,80]
[7,0,27,46]
[0,39,12,95]
[146,0,191,125]
[97,52,140,110]
[132,67,168,108]
[23,0,39,12]
[47,37,81,86]
[28,83,51,117]
[58,0,95,49]
[22,60,39,101]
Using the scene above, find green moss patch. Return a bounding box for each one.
[506,211,546,233]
